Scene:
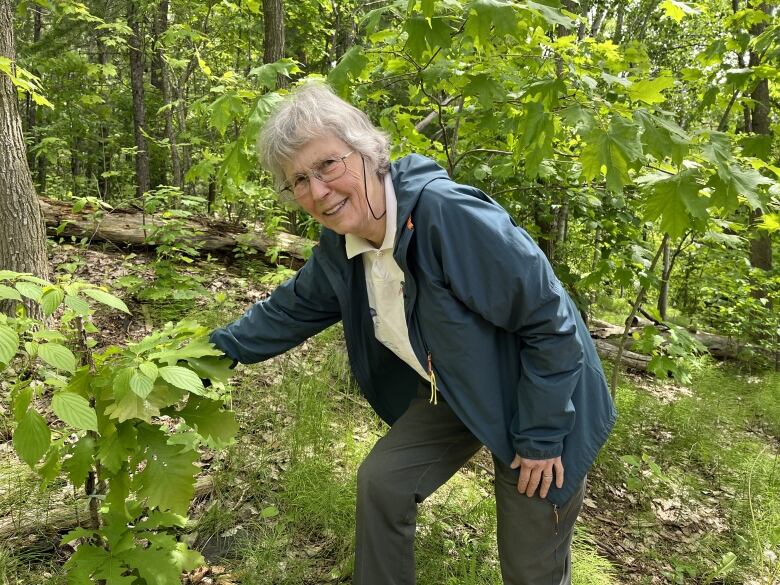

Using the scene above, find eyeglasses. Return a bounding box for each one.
[280,151,354,202]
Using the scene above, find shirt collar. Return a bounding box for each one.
[345,173,397,259]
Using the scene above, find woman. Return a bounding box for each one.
[210,82,616,585]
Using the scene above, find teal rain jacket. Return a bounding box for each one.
[210,154,616,506]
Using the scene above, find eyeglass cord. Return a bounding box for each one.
[362,155,386,221]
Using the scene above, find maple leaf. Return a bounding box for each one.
[134,425,199,515]
[178,395,239,449]
[581,115,644,193]
[641,168,706,238]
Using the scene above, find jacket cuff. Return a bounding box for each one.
[513,438,564,460]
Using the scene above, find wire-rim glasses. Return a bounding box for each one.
[280,151,354,202]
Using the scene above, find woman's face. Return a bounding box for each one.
[282,134,385,245]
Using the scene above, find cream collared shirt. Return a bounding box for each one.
[345,175,428,379]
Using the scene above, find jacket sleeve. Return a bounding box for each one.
[422,183,582,460]
[209,247,342,364]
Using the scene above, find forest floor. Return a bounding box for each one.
[1,243,778,585]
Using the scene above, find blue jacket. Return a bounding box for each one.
[210,154,616,505]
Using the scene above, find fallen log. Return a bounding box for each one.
[593,339,651,372]
[0,476,214,540]
[38,197,314,270]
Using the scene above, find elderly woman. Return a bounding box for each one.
[210,82,616,585]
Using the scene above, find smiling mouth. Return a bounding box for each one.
[322,200,347,216]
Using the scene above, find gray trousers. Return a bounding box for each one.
[354,387,585,585]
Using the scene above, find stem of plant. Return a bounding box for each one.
[610,233,670,398]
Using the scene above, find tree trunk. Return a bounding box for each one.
[748,3,772,275]
[127,0,150,200]
[658,237,670,320]
[155,0,181,189]
[0,0,49,289]
[262,0,287,88]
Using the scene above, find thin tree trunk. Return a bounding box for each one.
[658,237,670,320]
[0,0,49,291]
[127,0,150,199]
[155,0,181,188]
[262,0,287,88]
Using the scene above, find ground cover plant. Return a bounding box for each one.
[1,247,777,584]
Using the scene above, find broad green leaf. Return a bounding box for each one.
[209,92,245,137]
[659,0,700,22]
[179,395,239,449]
[465,0,518,48]
[120,547,182,585]
[63,435,96,487]
[12,386,33,420]
[53,392,98,431]
[581,116,644,193]
[634,110,690,165]
[757,213,780,232]
[518,102,554,178]
[139,361,158,382]
[708,164,773,212]
[134,426,199,514]
[421,0,436,17]
[135,510,187,530]
[0,324,19,366]
[105,383,159,423]
[158,366,206,395]
[13,409,51,467]
[15,281,42,302]
[81,288,130,314]
[40,288,65,316]
[525,0,574,29]
[328,46,369,96]
[130,371,154,399]
[463,73,506,108]
[60,527,96,545]
[64,294,91,315]
[0,284,22,301]
[38,445,62,484]
[626,74,674,105]
[39,343,77,373]
[187,355,235,384]
[641,168,704,239]
[247,58,299,90]
[403,16,452,61]
[171,543,205,573]
[96,423,137,474]
[147,339,223,363]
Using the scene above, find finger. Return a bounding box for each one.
[510,454,522,470]
[539,467,554,499]
[554,459,565,489]
[517,462,532,494]
[525,467,543,497]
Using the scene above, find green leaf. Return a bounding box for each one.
[81,288,130,314]
[463,73,506,108]
[581,116,644,193]
[171,543,205,573]
[120,547,182,585]
[134,426,199,515]
[179,395,239,449]
[403,16,452,61]
[15,281,42,302]
[158,366,206,395]
[40,288,65,316]
[634,110,690,165]
[53,392,98,431]
[186,355,235,384]
[38,445,62,484]
[708,164,773,212]
[39,343,77,373]
[96,423,137,474]
[518,101,554,178]
[130,371,154,399]
[147,339,223,363]
[0,284,23,301]
[135,510,188,530]
[105,382,159,423]
[659,0,700,22]
[64,294,91,315]
[0,324,20,366]
[328,46,369,96]
[60,527,96,545]
[139,361,159,382]
[12,386,33,420]
[465,0,518,48]
[525,0,574,29]
[13,409,51,467]
[626,74,674,105]
[209,92,245,137]
[63,435,96,487]
[641,168,704,239]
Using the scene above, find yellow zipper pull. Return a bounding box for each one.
[427,352,438,405]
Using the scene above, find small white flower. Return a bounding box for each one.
[764,549,778,564]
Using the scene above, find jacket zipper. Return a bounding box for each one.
[553,504,559,535]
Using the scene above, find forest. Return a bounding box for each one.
[0,0,778,583]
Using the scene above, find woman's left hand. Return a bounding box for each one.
[510,454,564,498]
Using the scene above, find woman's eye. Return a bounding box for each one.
[293,175,308,187]
[320,159,339,172]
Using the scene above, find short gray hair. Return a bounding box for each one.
[258,81,391,189]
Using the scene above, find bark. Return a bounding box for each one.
[0,0,49,289]
[747,3,772,275]
[657,237,670,320]
[127,0,150,199]
[37,197,311,268]
[156,0,182,188]
[262,0,287,88]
